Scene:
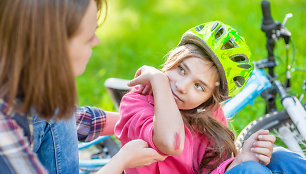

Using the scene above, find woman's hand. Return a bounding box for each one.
[237,129,276,165]
[115,139,167,169]
[97,139,166,174]
[128,65,166,95]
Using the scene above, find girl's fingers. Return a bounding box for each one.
[128,78,139,87]
[129,66,146,86]
[136,85,145,93]
[128,75,146,87]
[249,129,268,140]
[134,66,144,78]
[255,154,270,165]
[253,141,273,148]
[251,147,271,156]
[142,85,151,94]
[257,134,276,143]
[256,129,269,136]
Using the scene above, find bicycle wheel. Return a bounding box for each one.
[235,110,306,157]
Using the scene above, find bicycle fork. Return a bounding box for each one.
[275,80,306,157]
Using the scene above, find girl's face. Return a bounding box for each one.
[165,57,218,110]
[68,0,100,76]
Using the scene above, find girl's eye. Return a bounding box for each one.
[178,65,185,74]
[195,83,204,91]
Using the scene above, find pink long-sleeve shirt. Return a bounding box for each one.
[115,88,234,174]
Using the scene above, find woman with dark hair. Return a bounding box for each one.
[0,0,164,173]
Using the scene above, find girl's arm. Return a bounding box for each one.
[96,139,166,174]
[128,66,185,155]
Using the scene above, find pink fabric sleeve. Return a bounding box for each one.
[210,157,235,174]
[115,90,165,154]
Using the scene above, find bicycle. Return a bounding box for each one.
[226,0,306,158]
[78,0,306,173]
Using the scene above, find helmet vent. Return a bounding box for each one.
[238,64,252,69]
[233,76,245,87]
[215,25,226,41]
[230,54,249,63]
[221,37,238,50]
[196,25,205,32]
[211,22,219,31]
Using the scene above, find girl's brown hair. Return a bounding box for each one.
[162,44,237,173]
[0,0,107,120]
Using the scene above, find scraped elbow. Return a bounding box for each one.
[153,133,184,156]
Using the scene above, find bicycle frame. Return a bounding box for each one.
[274,80,306,139]
[222,68,272,119]
[79,135,112,173]
[223,67,306,157]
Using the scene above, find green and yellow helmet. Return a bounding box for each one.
[179,21,254,97]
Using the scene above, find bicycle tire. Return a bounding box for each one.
[235,110,291,149]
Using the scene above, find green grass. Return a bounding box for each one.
[76,0,306,135]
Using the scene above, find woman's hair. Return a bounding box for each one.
[0,0,107,120]
[162,44,237,173]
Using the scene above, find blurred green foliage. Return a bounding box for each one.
[76,0,306,135]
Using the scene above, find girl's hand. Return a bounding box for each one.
[117,139,167,169]
[251,130,275,165]
[236,129,275,165]
[136,84,152,95]
[128,65,166,95]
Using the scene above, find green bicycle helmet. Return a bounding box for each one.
[179,21,254,97]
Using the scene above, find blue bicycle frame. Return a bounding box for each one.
[222,68,272,119]
[79,135,113,173]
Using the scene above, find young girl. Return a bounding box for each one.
[115,21,306,174]
[0,0,164,173]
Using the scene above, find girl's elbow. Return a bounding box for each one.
[154,139,184,156]
[168,145,184,156]
[166,142,184,156]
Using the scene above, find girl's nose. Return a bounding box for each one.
[176,79,189,94]
[91,34,100,47]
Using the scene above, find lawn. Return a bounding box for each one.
[76,0,306,135]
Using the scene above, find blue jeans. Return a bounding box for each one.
[32,114,79,174]
[226,150,306,174]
